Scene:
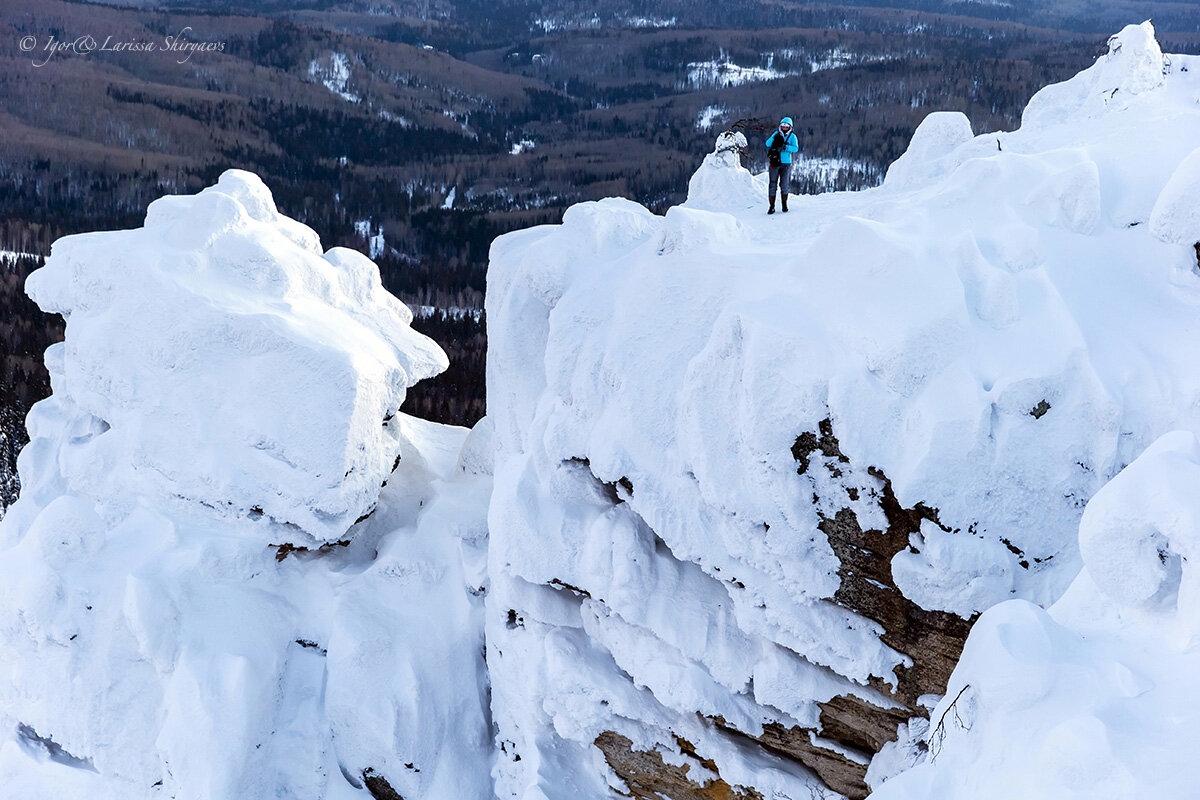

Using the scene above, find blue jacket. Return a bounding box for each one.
[766,130,799,165]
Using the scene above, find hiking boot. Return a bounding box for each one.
[781,194,789,213]
[768,201,776,215]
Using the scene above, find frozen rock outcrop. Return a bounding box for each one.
[883,111,973,189]
[0,173,491,800]
[1077,431,1200,611]
[24,169,447,543]
[1022,21,1166,127]
[1150,146,1200,250]
[685,130,764,212]
[485,26,1200,800]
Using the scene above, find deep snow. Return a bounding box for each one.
[873,431,1200,800]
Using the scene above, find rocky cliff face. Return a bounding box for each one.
[485,23,1200,800]
[492,413,974,800]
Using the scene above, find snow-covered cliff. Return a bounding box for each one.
[0,171,493,800]
[485,22,1200,799]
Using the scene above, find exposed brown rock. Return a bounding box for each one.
[705,693,913,800]
[588,418,975,800]
[712,716,871,800]
[792,417,850,475]
[798,419,971,795]
[362,768,404,800]
[269,538,350,563]
[819,493,973,708]
[549,577,592,598]
[594,731,762,800]
[718,420,972,799]
[818,695,911,755]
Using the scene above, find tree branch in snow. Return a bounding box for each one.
[928,684,973,762]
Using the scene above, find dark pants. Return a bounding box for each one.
[769,163,791,203]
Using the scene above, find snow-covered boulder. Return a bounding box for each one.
[1150,146,1200,247]
[24,169,447,543]
[1022,21,1166,127]
[0,175,492,800]
[685,131,764,211]
[485,26,1200,800]
[884,111,974,189]
[1078,431,1200,610]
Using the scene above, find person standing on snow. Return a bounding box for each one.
[765,117,799,215]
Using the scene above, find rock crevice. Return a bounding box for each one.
[585,419,974,799]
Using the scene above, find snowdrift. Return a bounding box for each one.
[0,172,492,800]
[486,21,1200,800]
[873,431,1200,800]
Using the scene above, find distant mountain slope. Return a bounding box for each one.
[3,0,1196,512]
[72,0,1200,37]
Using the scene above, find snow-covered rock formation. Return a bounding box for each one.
[6,21,1200,800]
[0,171,492,800]
[486,21,1200,800]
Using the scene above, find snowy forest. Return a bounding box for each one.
[8,0,1200,508]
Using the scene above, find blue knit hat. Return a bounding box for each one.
[780,117,793,127]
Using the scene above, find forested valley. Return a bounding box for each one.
[3,0,1199,509]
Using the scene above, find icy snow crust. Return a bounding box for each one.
[0,173,491,800]
[487,23,1200,799]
